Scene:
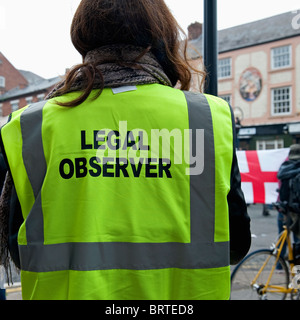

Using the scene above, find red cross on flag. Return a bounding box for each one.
[236,149,290,204]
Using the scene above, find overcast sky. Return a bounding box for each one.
[0,0,300,79]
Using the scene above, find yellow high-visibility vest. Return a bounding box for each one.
[1,84,233,300]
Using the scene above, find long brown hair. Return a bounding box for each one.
[55,0,205,107]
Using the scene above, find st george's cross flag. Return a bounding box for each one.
[236,148,290,204]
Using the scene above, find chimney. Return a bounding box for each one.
[188,22,203,40]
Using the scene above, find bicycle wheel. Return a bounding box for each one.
[231,249,289,300]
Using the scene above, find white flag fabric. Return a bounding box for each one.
[236,148,290,204]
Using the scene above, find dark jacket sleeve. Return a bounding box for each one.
[8,184,22,269]
[228,106,251,265]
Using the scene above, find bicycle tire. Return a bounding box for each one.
[231,249,289,300]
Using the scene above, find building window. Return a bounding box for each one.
[271,86,292,115]
[10,100,19,112]
[0,76,5,88]
[37,94,45,101]
[218,58,232,79]
[257,139,284,150]
[26,96,33,105]
[220,94,232,105]
[271,45,291,69]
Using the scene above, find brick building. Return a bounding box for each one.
[188,11,300,150]
[0,52,60,126]
[0,52,28,95]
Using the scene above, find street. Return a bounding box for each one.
[5,204,279,300]
[246,203,279,253]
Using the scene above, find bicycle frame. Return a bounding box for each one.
[251,226,296,296]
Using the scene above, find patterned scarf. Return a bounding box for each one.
[47,44,172,99]
[0,172,14,284]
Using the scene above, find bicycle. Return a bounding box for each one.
[231,201,300,300]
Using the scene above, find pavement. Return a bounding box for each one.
[246,203,279,253]
[5,282,22,300]
[4,203,279,300]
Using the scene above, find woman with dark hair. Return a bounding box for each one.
[0,0,250,300]
[50,0,204,106]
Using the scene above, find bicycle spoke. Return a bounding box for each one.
[231,250,289,300]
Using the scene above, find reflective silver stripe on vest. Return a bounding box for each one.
[19,93,230,272]
[21,101,47,244]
